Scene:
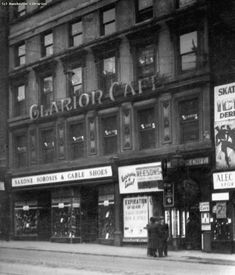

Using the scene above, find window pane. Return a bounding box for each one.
[179,0,196,8]
[181,53,196,71]
[138,45,154,77]
[17,85,25,102]
[43,76,53,93]
[179,99,199,143]
[138,108,155,149]
[138,0,153,10]
[45,45,53,56]
[72,21,82,35]
[41,130,55,163]
[104,22,115,36]
[70,123,85,159]
[73,34,83,47]
[180,31,197,54]
[44,33,53,46]
[102,116,118,155]
[103,57,115,74]
[72,67,82,85]
[18,44,25,57]
[103,8,115,24]
[15,135,27,167]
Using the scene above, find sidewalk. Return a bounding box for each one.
[0,240,235,266]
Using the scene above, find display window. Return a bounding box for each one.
[98,194,115,240]
[212,201,232,241]
[52,197,81,239]
[14,201,40,236]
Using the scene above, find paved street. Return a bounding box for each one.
[0,247,235,275]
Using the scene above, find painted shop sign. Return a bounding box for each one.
[199,202,210,212]
[29,77,158,120]
[118,162,163,194]
[214,82,235,169]
[12,166,112,187]
[185,157,209,166]
[213,171,235,189]
[212,192,229,201]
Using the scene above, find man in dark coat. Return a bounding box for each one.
[159,217,169,256]
[147,217,157,257]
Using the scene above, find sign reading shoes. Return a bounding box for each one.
[213,171,235,189]
[118,162,163,194]
[12,166,112,187]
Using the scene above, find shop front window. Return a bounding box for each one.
[179,98,199,143]
[138,108,156,150]
[212,201,232,241]
[51,197,81,239]
[101,115,118,155]
[69,122,85,160]
[98,194,115,240]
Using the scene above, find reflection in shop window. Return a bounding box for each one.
[138,108,156,150]
[102,115,118,155]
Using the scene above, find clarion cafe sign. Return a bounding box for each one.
[29,78,158,120]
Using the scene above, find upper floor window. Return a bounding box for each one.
[179,98,199,143]
[15,134,27,168]
[101,7,115,36]
[70,21,83,47]
[16,1,27,17]
[14,84,26,117]
[179,31,198,72]
[101,115,118,155]
[137,44,155,79]
[70,67,83,96]
[99,55,116,94]
[15,43,26,67]
[42,32,53,57]
[136,0,153,22]
[41,75,53,110]
[69,122,85,159]
[41,128,55,163]
[137,107,156,150]
[177,0,196,8]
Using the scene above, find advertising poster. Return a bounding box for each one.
[214,82,235,169]
[216,202,227,219]
[123,196,152,239]
[118,162,163,194]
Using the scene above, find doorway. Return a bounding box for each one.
[81,187,98,242]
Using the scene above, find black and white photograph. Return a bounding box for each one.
[0,0,235,274]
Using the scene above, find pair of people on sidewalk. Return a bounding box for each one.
[147,216,169,257]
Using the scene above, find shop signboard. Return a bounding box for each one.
[214,82,235,169]
[212,192,229,201]
[199,202,210,212]
[123,196,151,239]
[118,162,163,194]
[213,171,235,189]
[12,166,112,187]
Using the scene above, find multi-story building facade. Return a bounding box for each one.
[6,0,234,252]
[0,1,9,239]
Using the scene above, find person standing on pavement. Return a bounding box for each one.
[160,217,169,256]
[146,217,156,257]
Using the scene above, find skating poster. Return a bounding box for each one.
[214,82,235,169]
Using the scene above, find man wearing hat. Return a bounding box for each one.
[159,216,169,256]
